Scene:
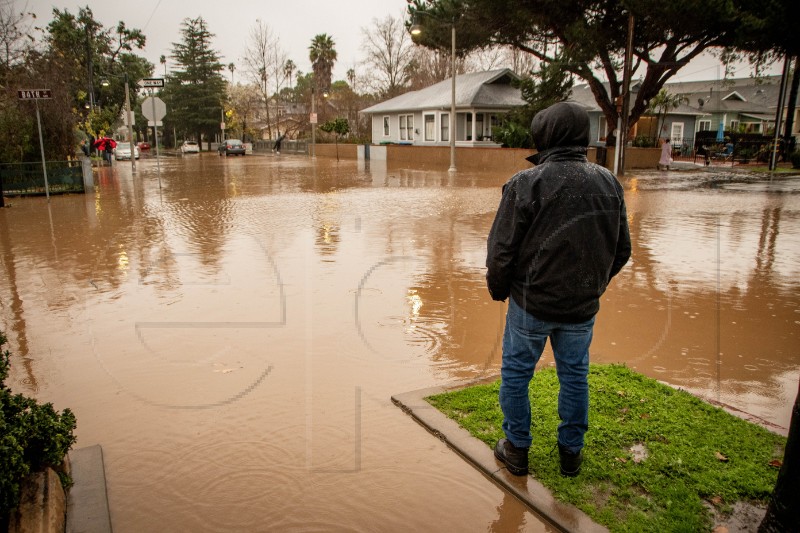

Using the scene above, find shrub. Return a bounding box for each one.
[632,135,657,148]
[0,331,77,521]
[791,150,800,169]
[493,121,532,149]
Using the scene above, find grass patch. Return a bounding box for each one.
[426,364,785,533]
[746,166,799,174]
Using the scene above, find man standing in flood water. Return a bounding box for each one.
[486,101,631,477]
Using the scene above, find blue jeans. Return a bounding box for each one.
[499,297,595,454]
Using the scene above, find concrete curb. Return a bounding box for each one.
[391,386,607,533]
[66,445,113,533]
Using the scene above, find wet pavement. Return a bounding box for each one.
[1,153,798,531]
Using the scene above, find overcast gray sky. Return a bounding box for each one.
[29,0,782,85]
[30,0,408,82]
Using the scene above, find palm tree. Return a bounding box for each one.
[648,89,688,143]
[228,62,235,84]
[284,59,296,89]
[308,33,337,95]
[160,54,167,77]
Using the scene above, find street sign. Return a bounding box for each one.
[141,96,167,122]
[310,113,318,124]
[147,121,163,127]
[18,89,52,99]
[220,122,226,131]
[139,78,164,88]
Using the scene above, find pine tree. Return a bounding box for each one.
[165,17,226,149]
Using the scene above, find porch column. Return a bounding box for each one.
[471,112,477,142]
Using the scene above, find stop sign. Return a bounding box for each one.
[141,96,166,122]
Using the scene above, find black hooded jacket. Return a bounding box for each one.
[486,102,631,323]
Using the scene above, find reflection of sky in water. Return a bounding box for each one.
[626,189,800,293]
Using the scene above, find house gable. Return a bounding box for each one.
[722,91,746,102]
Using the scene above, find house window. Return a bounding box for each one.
[399,114,413,141]
[670,122,684,145]
[745,122,762,133]
[487,114,499,140]
[383,116,389,137]
[698,120,711,131]
[476,113,485,140]
[730,120,739,131]
[441,113,449,142]
[598,116,608,142]
[465,113,473,140]
[424,115,435,141]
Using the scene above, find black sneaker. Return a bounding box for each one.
[494,438,529,476]
[558,444,583,477]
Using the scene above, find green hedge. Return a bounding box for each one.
[791,150,800,169]
[0,331,77,521]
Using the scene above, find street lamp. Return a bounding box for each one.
[101,72,137,173]
[410,13,457,173]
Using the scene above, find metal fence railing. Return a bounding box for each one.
[252,139,309,154]
[0,160,85,196]
[631,132,797,166]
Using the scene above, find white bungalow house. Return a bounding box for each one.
[360,69,525,146]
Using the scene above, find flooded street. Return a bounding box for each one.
[1,154,798,531]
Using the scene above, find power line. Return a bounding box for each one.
[141,0,164,32]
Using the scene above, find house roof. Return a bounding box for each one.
[570,74,794,119]
[569,83,708,116]
[360,69,526,114]
[651,75,794,116]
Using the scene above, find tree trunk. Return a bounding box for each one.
[759,378,800,532]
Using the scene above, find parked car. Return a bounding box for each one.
[181,141,200,154]
[137,141,151,151]
[218,139,246,156]
[114,142,140,160]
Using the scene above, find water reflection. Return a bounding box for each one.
[0,157,797,531]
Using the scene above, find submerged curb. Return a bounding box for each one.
[66,445,113,533]
[391,385,608,533]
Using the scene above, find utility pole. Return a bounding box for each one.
[770,56,791,171]
[124,73,136,173]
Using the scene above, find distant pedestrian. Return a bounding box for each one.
[273,133,285,154]
[658,138,672,170]
[92,137,116,165]
[486,101,631,478]
[103,138,116,164]
[80,139,89,157]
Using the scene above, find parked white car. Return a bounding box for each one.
[114,142,140,160]
[181,141,200,154]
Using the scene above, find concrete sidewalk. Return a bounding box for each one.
[391,386,607,533]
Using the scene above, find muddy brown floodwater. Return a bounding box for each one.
[1,154,798,532]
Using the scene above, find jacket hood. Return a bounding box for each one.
[530,101,590,152]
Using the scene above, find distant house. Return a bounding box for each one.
[661,76,794,137]
[569,82,707,147]
[360,69,525,146]
[570,75,798,147]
